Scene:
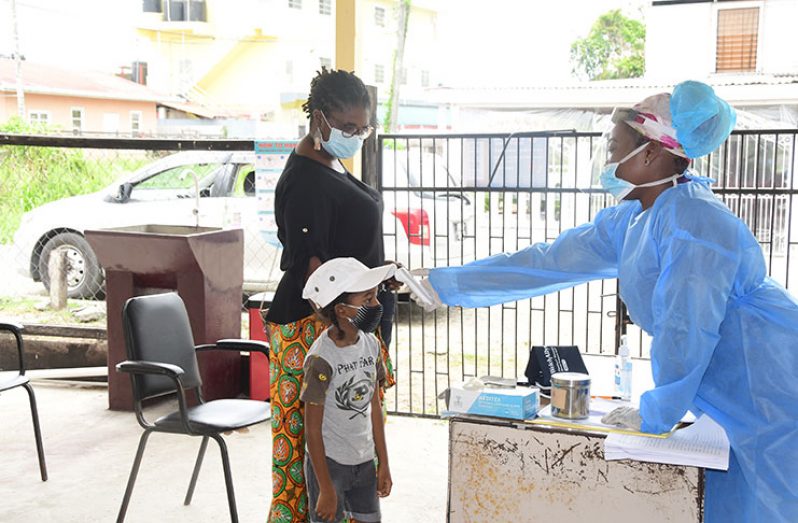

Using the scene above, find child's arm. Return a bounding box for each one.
[301,355,337,522]
[305,403,337,521]
[371,376,392,497]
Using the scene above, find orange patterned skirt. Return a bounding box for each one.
[266,315,395,523]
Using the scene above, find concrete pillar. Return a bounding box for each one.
[336,0,357,174]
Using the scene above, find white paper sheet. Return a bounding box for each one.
[394,267,437,307]
[604,414,730,470]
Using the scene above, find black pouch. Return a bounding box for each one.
[524,346,588,393]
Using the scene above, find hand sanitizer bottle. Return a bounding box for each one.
[614,335,633,401]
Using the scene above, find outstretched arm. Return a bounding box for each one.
[429,202,639,308]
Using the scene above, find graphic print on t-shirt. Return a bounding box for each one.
[334,355,376,419]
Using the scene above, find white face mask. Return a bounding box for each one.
[319,112,365,159]
[599,142,681,201]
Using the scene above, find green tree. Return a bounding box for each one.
[570,9,646,81]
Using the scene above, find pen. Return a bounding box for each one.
[591,395,624,400]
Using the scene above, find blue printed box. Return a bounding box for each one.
[447,384,540,420]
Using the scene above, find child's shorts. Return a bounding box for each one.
[305,455,381,523]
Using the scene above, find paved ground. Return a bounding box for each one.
[0,381,449,522]
[0,244,44,298]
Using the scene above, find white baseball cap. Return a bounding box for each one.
[302,257,396,308]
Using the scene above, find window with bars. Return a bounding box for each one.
[319,0,331,15]
[71,108,84,133]
[288,0,301,9]
[320,57,332,69]
[163,0,206,22]
[29,111,49,125]
[716,7,759,72]
[130,111,142,134]
[374,6,386,27]
[421,70,430,88]
[142,0,162,13]
[375,64,385,84]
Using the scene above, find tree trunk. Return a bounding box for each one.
[385,0,411,133]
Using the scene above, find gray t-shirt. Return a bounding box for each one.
[300,328,386,465]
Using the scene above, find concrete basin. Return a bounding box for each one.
[83,224,245,409]
[105,224,221,236]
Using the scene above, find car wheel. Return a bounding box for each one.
[39,232,104,300]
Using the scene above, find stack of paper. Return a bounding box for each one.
[394,267,437,307]
[604,414,730,470]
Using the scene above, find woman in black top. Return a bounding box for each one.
[264,68,395,523]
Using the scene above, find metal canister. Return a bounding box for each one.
[550,372,591,420]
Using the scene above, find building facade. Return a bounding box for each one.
[0,59,163,135]
[133,0,442,137]
[646,0,798,80]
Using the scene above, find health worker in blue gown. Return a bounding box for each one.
[418,81,798,523]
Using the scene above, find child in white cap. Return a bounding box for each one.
[300,257,396,523]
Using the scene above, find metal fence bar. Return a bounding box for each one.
[2,130,798,417]
[377,129,798,416]
[0,133,254,150]
[787,134,797,289]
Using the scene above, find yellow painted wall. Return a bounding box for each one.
[196,40,281,114]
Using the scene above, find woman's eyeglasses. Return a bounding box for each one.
[321,111,374,139]
[340,125,374,139]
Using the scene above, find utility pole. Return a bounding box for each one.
[10,0,26,118]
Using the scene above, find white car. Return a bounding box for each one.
[13,150,473,299]
[381,149,475,271]
[13,151,276,298]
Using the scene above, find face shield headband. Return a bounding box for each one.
[611,107,688,159]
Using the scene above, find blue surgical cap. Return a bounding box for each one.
[671,81,737,159]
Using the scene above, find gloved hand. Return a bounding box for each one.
[601,406,642,431]
[381,260,404,292]
[415,278,444,312]
[408,268,444,312]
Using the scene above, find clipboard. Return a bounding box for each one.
[525,400,676,439]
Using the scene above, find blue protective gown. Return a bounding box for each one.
[429,179,798,522]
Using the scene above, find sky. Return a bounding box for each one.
[0,0,141,72]
[1,0,648,87]
[436,0,648,87]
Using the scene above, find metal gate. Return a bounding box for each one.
[2,130,796,417]
[378,130,798,417]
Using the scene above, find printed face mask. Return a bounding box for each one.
[599,142,680,201]
[344,302,384,333]
[319,112,365,159]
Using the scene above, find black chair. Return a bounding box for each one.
[0,322,47,482]
[116,293,270,523]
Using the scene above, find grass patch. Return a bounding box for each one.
[0,294,252,337]
[0,295,106,326]
[0,118,150,243]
